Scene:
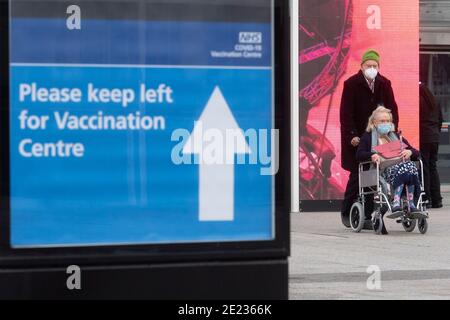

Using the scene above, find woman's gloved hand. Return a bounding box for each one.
[371,153,381,164]
[400,149,412,161]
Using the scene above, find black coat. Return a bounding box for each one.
[356,132,420,163]
[340,70,399,171]
[420,83,443,144]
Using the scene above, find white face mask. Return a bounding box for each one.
[364,67,378,80]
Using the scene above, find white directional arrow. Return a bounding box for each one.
[183,86,251,221]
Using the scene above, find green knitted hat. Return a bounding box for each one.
[362,49,380,65]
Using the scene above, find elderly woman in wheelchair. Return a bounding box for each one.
[350,106,429,234]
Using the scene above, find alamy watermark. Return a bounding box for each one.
[366,265,382,290]
[66,265,82,290]
[67,5,81,30]
[171,123,279,176]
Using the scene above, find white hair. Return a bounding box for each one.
[366,105,396,132]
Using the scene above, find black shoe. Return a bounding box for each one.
[341,212,350,228]
[426,203,432,209]
[362,219,373,230]
[432,201,443,209]
[381,224,389,235]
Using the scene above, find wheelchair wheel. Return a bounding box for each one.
[350,202,365,232]
[418,218,428,234]
[373,212,384,235]
[402,218,416,232]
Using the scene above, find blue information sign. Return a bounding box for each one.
[10,15,274,247]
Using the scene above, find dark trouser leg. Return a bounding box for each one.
[341,169,358,227]
[428,142,443,204]
[364,193,374,219]
[420,143,432,202]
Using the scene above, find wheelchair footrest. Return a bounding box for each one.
[409,211,429,219]
[385,211,404,219]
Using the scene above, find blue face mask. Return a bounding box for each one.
[377,123,392,135]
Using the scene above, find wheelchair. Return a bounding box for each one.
[349,160,429,235]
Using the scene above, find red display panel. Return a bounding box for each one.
[299,0,419,201]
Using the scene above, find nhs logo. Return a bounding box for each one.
[239,32,262,44]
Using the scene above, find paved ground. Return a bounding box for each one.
[289,186,450,300]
